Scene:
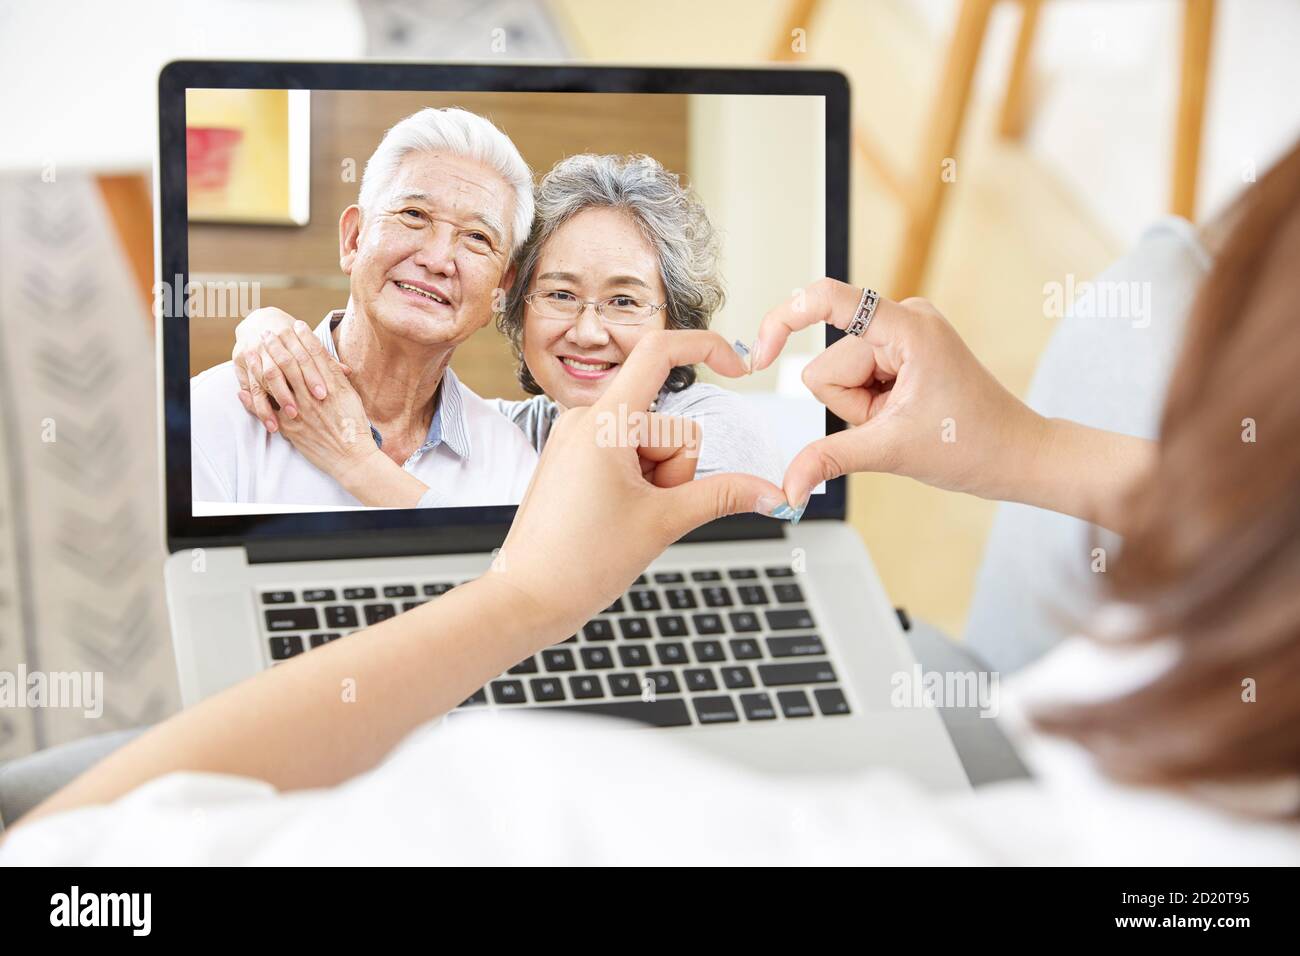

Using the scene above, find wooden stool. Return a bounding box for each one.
[773,0,1216,297]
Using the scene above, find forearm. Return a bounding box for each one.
[1012,415,1155,534]
[337,449,431,508]
[15,574,562,828]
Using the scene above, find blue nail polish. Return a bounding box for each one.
[731,339,751,371]
[769,500,809,524]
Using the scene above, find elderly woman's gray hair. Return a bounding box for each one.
[498,153,725,394]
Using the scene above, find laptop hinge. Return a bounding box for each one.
[245,525,510,564]
[242,515,784,564]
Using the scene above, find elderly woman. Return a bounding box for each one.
[232,153,784,503]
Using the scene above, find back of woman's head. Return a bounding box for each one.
[1036,140,1300,803]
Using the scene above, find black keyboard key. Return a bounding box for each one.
[583,619,615,641]
[363,603,397,625]
[765,566,795,578]
[721,665,755,689]
[268,634,303,659]
[665,588,697,610]
[262,590,296,605]
[656,642,688,665]
[568,675,604,699]
[508,655,539,675]
[490,680,527,704]
[739,692,777,720]
[765,608,816,631]
[554,699,691,727]
[461,688,487,706]
[628,590,661,612]
[634,574,647,585]
[691,613,725,635]
[737,585,770,606]
[728,611,761,633]
[603,597,625,614]
[693,695,739,724]
[729,637,763,660]
[542,648,576,672]
[759,661,838,686]
[815,688,851,716]
[423,582,454,596]
[308,632,341,648]
[644,670,681,695]
[655,615,688,638]
[608,673,642,697]
[727,568,759,580]
[701,586,734,608]
[767,634,826,658]
[301,588,335,602]
[530,677,566,702]
[264,607,318,632]
[580,647,614,670]
[401,601,426,611]
[617,644,652,668]
[562,634,579,644]
[325,605,358,629]
[773,583,805,604]
[692,640,725,663]
[690,570,722,582]
[653,571,684,584]
[343,587,376,600]
[383,584,416,598]
[684,668,718,692]
[618,617,652,640]
[778,690,815,718]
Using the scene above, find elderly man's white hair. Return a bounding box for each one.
[358,107,534,258]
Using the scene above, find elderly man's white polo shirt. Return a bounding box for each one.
[190,314,538,511]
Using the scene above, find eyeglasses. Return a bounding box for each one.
[524,290,667,327]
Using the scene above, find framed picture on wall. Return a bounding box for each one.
[185,88,310,225]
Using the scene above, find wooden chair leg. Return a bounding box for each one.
[891,0,995,298]
[770,0,821,61]
[998,0,1043,139]
[1171,0,1215,221]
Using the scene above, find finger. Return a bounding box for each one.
[782,424,895,508]
[753,282,906,373]
[663,471,788,537]
[599,330,748,415]
[233,351,251,393]
[634,415,703,489]
[245,352,280,433]
[259,333,306,419]
[286,321,330,400]
[800,334,885,426]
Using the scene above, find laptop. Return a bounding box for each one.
[156,60,967,789]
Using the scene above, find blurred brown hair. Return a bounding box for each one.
[1035,139,1300,804]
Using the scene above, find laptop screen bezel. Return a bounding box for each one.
[158,60,850,553]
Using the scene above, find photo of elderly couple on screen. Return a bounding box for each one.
[187,91,826,515]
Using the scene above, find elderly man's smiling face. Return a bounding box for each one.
[339,150,515,348]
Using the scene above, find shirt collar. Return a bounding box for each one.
[315,310,472,461]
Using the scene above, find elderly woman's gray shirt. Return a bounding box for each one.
[489,385,784,486]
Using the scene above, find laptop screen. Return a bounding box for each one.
[158,65,848,546]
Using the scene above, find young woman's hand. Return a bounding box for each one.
[494,329,788,638]
[752,278,1152,532]
[233,307,349,432]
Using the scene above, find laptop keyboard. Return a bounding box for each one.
[259,565,851,728]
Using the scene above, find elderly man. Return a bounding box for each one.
[190,108,539,510]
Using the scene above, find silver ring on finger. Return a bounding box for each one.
[846,287,879,338]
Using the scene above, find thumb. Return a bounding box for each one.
[783,422,894,507]
[663,472,786,537]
